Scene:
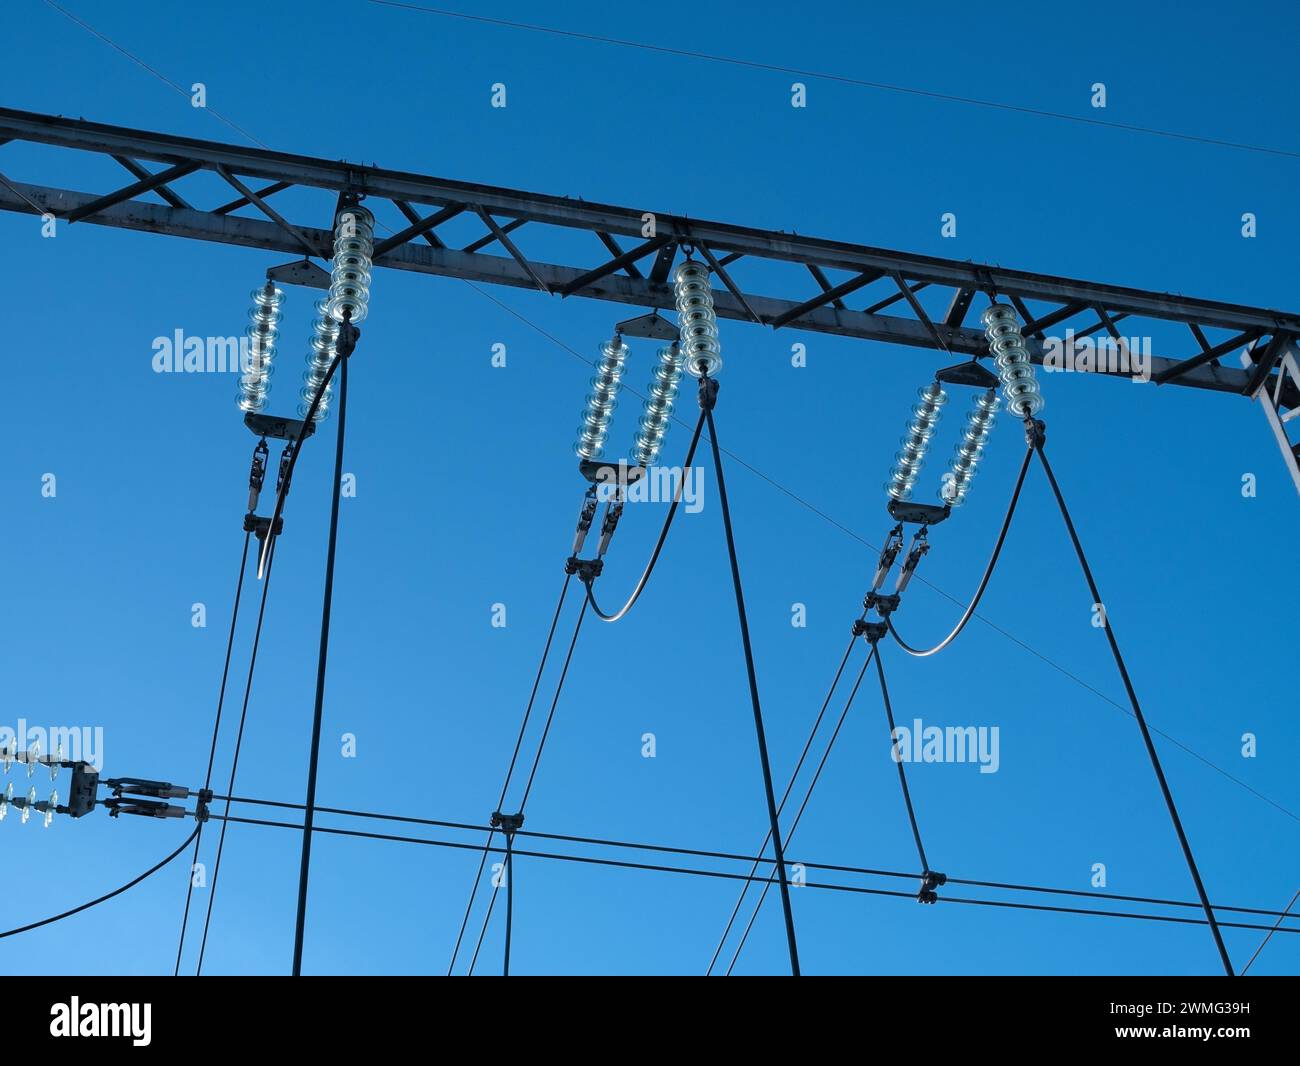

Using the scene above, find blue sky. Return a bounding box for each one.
[1,0,1297,975]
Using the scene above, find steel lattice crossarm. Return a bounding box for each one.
[2,106,1299,451]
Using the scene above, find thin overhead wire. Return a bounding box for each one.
[368,1,1300,161]
[40,0,273,150]
[1241,888,1300,975]
[213,812,1300,940]
[446,573,574,974]
[194,537,279,975]
[174,531,252,976]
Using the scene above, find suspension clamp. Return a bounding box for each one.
[565,556,604,583]
[1024,418,1046,449]
[247,438,269,515]
[871,524,905,591]
[918,870,947,904]
[596,498,625,556]
[895,529,930,594]
[103,777,189,800]
[103,797,185,819]
[491,810,525,837]
[336,317,361,360]
[276,440,296,497]
[572,491,599,555]
[698,375,719,411]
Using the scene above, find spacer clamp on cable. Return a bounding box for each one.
[864,592,900,618]
[194,788,214,824]
[565,555,603,583]
[859,620,888,644]
[918,870,947,904]
[491,810,524,836]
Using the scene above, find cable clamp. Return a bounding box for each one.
[859,620,888,644]
[864,592,900,619]
[698,375,719,411]
[103,797,185,820]
[895,528,930,594]
[572,488,599,555]
[103,777,189,800]
[276,440,296,497]
[871,524,905,591]
[194,788,214,824]
[1024,418,1046,449]
[336,316,360,360]
[247,437,269,515]
[596,497,625,556]
[491,810,524,837]
[565,556,603,583]
[918,870,947,904]
[243,512,284,544]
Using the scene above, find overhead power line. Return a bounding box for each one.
[212,812,1300,940]
[207,793,1300,924]
[174,531,251,976]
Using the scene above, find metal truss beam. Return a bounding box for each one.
[0,106,1296,409]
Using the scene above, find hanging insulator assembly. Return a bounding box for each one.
[327,206,375,325]
[238,281,284,413]
[886,382,947,502]
[631,341,685,467]
[673,259,722,377]
[981,302,1044,418]
[574,334,629,460]
[300,204,375,422]
[941,388,998,506]
[301,299,342,422]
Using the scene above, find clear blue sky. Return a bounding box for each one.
[2,0,1297,976]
